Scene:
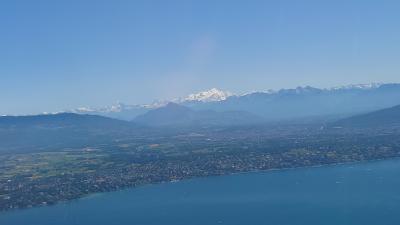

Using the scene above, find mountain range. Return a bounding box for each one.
[71,83,400,122]
[3,85,399,127]
[70,88,232,120]
[3,83,400,131]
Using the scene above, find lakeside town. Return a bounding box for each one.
[2,125,400,211]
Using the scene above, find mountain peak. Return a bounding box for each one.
[183,88,233,102]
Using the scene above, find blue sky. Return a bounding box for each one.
[1,0,400,114]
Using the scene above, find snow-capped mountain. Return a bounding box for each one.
[69,83,400,122]
[185,83,400,122]
[70,102,151,120]
[73,102,145,114]
[180,88,233,102]
[329,83,383,91]
[70,88,234,120]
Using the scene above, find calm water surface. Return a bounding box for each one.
[1,159,400,225]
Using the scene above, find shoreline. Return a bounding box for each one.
[2,156,399,214]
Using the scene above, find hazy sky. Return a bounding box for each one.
[1,0,400,114]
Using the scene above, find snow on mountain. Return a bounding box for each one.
[72,102,156,114]
[235,83,385,98]
[74,107,96,113]
[72,83,386,113]
[65,83,395,121]
[69,103,149,120]
[181,88,233,102]
[142,100,170,109]
[329,83,383,91]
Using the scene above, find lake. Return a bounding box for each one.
[1,159,400,225]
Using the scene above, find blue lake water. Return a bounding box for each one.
[1,159,400,225]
